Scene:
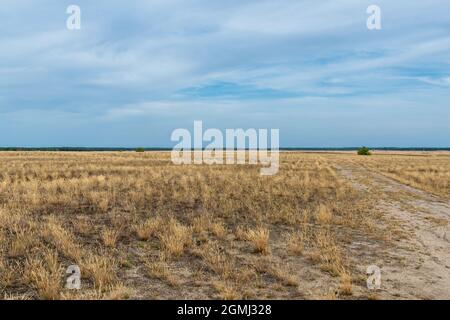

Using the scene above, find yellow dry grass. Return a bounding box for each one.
[351,153,450,198]
[0,151,400,299]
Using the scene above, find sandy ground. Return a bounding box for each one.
[332,158,450,299]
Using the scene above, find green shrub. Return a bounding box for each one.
[357,146,371,156]
[135,148,145,153]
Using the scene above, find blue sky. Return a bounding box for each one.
[1,0,449,147]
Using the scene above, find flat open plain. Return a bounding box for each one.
[0,151,449,299]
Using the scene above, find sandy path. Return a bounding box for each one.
[333,159,450,300]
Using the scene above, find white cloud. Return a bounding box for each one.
[1,0,450,146]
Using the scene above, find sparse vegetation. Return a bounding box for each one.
[352,153,450,198]
[246,228,270,255]
[0,151,447,299]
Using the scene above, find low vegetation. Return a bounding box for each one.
[357,147,371,156]
[0,151,411,299]
[352,153,450,198]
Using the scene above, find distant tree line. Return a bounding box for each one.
[0,147,170,152]
[0,147,448,152]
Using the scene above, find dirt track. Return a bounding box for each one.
[333,159,450,299]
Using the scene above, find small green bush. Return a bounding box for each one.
[357,146,371,156]
[135,148,145,153]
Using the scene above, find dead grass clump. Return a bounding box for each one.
[314,230,346,277]
[194,242,234,279]
[74,216,93,236]
[246,227,270,255]
[101,228,120,248]
[24,251,62,300]
[0,259,16,288]
[321,289,338,300]
[234,226,248,240]
[210,222,227,239]
[158,219,192,257]
[145,254,179,287]
[135,216,164,241]
[41,218,82,262]
[88,191,110,213]
[192,215,227,239]
[83,254,117,290]
[339,273,353,296]
[192,214,213,234]
[270,267,299,287]
[254,258,299,287]
[9,227,37,258]
[105,283,133,300]
[213,281,241,300]
[287,231,304,255]
[315,205,333,225]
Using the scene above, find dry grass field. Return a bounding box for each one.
[0,151,449,300]
[351,154,450,198]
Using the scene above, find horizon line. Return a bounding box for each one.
[1,147,450,151]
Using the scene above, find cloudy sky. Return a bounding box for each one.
[1,0,449,147]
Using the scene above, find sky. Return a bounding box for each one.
[1,0,449,147]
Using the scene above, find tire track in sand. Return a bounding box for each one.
[333,159,450,299]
